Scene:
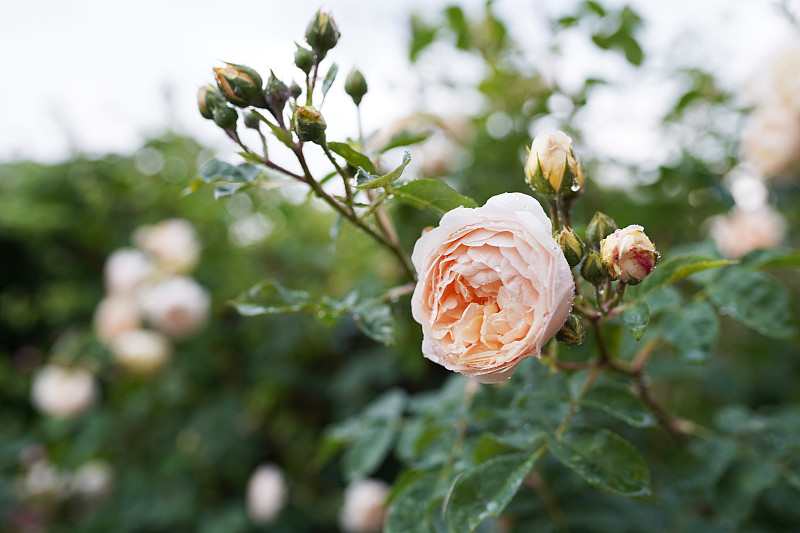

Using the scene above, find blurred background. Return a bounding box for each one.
[2,0,800,531]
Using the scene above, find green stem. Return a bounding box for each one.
[321,141,354,206]
[555,365,603,438]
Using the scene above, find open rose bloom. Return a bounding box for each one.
[411,193,574,383]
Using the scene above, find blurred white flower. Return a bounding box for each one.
[134,218,200,274]
[246,464,288,525]
[93,295,140,344]
[31,365,97,419]
[110,329,171,373]
[15,459,69,502]
[741,105,800,178]
[104,248,154,295]
[70,460,114,501]
[711,207,786,259]
[339,479,389,533]
[769,44,800,112]
[139,276,210,338]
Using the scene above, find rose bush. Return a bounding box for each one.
[411,192,574,383]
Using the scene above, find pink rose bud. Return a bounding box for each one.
[525,131,584,197]
[411,193,574,383]
[600,225,659,284]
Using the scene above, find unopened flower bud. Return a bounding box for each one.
[556,313,585,346]
[293,105,327,143]
[600,225,659,285]
[345,68,368,106]
[581,249,607,286]
[244,111,261,129]
[212,104,238,130]
[213,63,263,107]
[555,227,584,268]
[525,131,584,198]
[305,10,341,59]
[294,44,315,74]
[585,211,617,249]
[289,81,302,100]
[265,71,290,118]
[197,85,220,119]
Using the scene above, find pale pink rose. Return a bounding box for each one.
[109,329,171,374]
[711,207,786,259]
[93,296,140,344]
[600,225,659,284]
[769,44,800,112]
[246,465,287,525]
[134,219,200,274]
[741,105,800,178]
[411,193,574,384]
[104,248,154,295]
[339,479,389,533]
[139,276,210,339]
[31,365,97,419]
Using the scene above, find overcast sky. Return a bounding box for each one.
[0,0,795,164]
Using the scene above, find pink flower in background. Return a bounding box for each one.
[411,193,574,383]
[711,207,785,259]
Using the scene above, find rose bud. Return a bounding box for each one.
[294,44,315,75]
[305,10,340,59]
[556,313,586,346]
[110,329,171,374]
[212,104,238,130]
[345,68,368,106]
[411,193,574,383]
[264,71,290,118]
[31,365,98,420]
[246,464,287,525]
[293,105,327,144]
[244,111,261,130]
[585,211,617,249]
[339,479,389,533]
[555,227,584,268]
[213,63,264,107]
[600,225,659,284]
[197,85,220,119]
[525,131,584,198]
[580,249,608,286]
[289,81,302,100]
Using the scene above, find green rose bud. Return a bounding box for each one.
[294,44,315,75]
[212,104,238,130]
[305,10,340,59]
[213,63,263,107]
[580,249,607,286]
[585,211,618,249]
[344,68,368,106]
[264,71,290,118]
[197,85,220,120]
[289,81,302,100]
[293,105,326,144]
[555,227,584,268]
[556,314,586,346]
[244,111,261,130]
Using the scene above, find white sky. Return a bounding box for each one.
[0,0,796,164]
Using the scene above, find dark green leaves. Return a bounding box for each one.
[660,301,719,362]
[547,427,654,500]
[379,130,432,153]
[392,179,478,214]
[191,159,264,199]
[633,254,733,298]
[322,63,338,99]
[444,451,542,533]
[623,300,650,341]
[327,142,377,174]
[355,152,412,189]
[580,384,655,427]
[707,268,795,339]
[231,280,395,345]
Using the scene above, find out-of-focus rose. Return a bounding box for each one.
[711,207,786,259]
[134,219,200,275]
[525,131,583,196]
[93,296,140,344]
[15,459,68,502]
[339,479,389,533]
[139,276,210,338]
[741,105,800,178]
[600,225,659,284]
[246,464,287,525]
[769,45,800,112]
[411,193,574,383]
[70,460,114,502]
[110,329,171,373]
[31,365,97,419]
[104,248,154,294]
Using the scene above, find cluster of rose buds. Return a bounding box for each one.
[197,10,366,146]
[94,218,209,374]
